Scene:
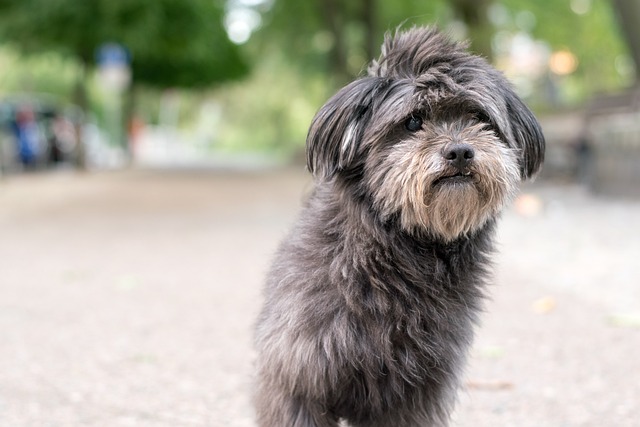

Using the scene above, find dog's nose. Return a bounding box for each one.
[444,143,475,171]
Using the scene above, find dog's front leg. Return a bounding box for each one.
[255,392,339,427]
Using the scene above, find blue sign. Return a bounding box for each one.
[96,43,130,67]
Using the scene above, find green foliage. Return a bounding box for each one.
[252,0,632,107]
[224,0,459,154]
[253,0,452,81]
[214,48,326,154]
[0,46,80,95]
[221,0,633,155]
[501,0,631,93]
[105,0,249,88]
[0,0,248,88]
[0,0,635,159]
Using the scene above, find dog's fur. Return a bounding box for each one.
[254,27,544,427]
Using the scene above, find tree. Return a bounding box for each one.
[253,0,510,86]
[0,0,248,165]
[612,0,640,85]
[254,0,629,100]
[449,0,493,60]
[0,0,247,87]
[255,0,452,85]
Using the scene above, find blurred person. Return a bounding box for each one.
[573,130,593,185]
[49,112,77,165]
[12,107,41,169]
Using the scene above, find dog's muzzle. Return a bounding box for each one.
[444,143,475,173]
[432,143,475,186]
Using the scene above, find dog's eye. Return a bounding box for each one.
[472,111,495,131]
[471,110,489,123]
[405,115,423,132]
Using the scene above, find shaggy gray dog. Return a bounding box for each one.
[254,27,544,427]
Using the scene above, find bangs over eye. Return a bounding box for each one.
[470,109,509,144]
[471,110,495,131]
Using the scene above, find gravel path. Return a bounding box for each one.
[0,169,638,427]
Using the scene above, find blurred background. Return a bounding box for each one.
[0,1,639,426]
[0,0,638,188]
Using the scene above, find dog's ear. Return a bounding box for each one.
[307,77,386,180]
[502,88,545,180]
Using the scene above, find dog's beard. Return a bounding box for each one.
[366,124,520,241]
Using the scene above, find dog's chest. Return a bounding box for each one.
[341,241,480,344]
[328,252,480,419]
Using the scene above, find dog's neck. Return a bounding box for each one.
[310,178,496,255]
[303,179,495,318]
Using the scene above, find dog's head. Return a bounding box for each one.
[306,27,545,241]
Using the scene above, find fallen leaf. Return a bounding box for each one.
[115,274,141,291]
[606,313,640,329]
[476,345,505,359]
[466,380,514,391]
[532,296,557,314]
[514,193,543,217]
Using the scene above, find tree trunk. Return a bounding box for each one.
[72,60,89,170]
[319,0,350,84]
[611,0,640,85]
[122,85,136,165]
[450,0,493,61]
[361,0,377,63]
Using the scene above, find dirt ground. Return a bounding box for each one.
[0,168,638,427]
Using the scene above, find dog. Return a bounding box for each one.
[254,26,544,427]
